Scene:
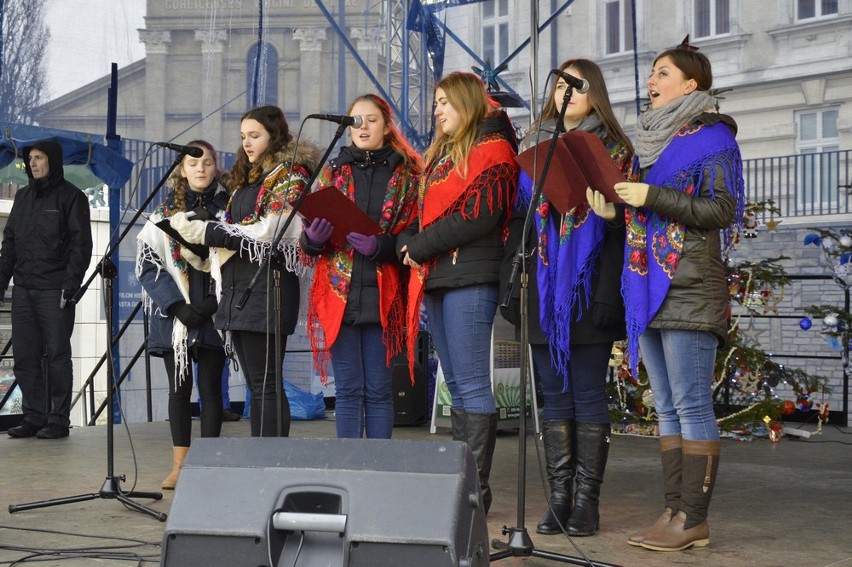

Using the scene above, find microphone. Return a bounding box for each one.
[307,113,363,128]
[155,142,204,158]
[550,69,590,94]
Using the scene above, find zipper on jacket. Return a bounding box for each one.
[451,248,459,265]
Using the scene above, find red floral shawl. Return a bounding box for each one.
[405,134,519,377]
[307,161,419,383]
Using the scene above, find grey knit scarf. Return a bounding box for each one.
[634,91,716,167]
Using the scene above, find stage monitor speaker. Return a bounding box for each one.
[160,437,489,567]
[392,330,430,426]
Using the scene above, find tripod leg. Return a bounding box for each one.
[115,493,168,522]
[9,492,100,513]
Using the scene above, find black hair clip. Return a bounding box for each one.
[678,35,700,51]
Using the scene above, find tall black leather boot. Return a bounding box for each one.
[465,412,498,515]
[536,420,575,535]
[450,406,466,442]
[566,422,610,536]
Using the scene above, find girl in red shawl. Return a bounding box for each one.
[399,72,519,514]
[300,94,421,439]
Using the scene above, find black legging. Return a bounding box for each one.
[231,330,290,437]
[163,348,226,446]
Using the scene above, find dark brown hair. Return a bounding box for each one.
[539,58,634,153]
[653,48,713,92]
[227,105,293,190]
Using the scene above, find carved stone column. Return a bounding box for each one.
[350,27,384,97]
[293,28,327,140]
[194,29,229,149]
[138,30,171,143]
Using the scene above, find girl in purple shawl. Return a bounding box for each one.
[589,42,744,552]
[501,59,634,537]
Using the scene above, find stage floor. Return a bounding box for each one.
[1,416,850,566]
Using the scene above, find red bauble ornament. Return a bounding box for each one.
[782,400,796,416]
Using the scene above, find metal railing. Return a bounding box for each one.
[744,149,851,220]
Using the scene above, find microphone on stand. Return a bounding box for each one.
[550,68,590,94]
[307,113,363,128]
[155,142,204,158]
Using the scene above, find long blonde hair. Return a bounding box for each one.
[424,72,499,177]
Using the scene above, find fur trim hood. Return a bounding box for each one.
[247,139,322,185]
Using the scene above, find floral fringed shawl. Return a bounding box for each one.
[406,133,519,378]
[209,162,312,299]
[623,121,744,376]
[307,160,419,384]
[515,139,633,380]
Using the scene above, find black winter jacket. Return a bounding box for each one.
[299,145,403,325]
[205,179,301,335]
[0,141,93,296]
[398,112,518,294]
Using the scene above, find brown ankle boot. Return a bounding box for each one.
[161,446,190,490]
[640,439,719,552]
[628,435,682,546]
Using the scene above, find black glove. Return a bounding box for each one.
[188,206,214,221]
[169,301,205,328]
[196,295,218,317]
[592,302,622,330]
[60,289,77,309]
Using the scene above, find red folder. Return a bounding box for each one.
[515,131,625,215]
[297,186,382,248]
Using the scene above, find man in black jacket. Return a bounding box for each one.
[1,140,93,439]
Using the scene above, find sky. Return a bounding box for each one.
[44,0,146,101]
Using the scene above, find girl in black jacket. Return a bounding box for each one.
[136,140,228,489]
[399,72,519,514]
[171,106,319,438]
[300,94,421,439]
[504,59,634,537]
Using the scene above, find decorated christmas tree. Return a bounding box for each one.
[609,201,838,438]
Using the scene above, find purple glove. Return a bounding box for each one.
[346,232,379,257]
[303,217,334,246]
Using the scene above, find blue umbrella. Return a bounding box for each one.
[0,123,133,189]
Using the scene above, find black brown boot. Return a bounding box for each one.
[566,422,609,536]
[628,434,682,546]
[536,420,575,535]
[450,406,466,442]
[640,439,719,551]
[465,412,498,515]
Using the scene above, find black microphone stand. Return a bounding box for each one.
[490,87,620,567]
[235,120,349,437]
[9,150,190,522]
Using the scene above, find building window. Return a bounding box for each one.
[694,0,730,38]
[797,0,838,20]
[246,42,278,106]
[482,0,509,65]
[604,0,635,55]
[797,108,840,211]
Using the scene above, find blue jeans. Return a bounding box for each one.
[426,285,498,415]
[330,323,394,439]
[531,342,612,423]
[639,328,720,441]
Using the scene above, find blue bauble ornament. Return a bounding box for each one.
[799,317,812,330]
